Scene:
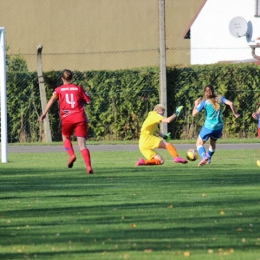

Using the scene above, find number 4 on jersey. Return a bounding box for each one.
[66,93,76,108]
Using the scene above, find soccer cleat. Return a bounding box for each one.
[198,157,208,167]
[206,157,211,164]
[68,155,76,168]
[174,157,188,164]
[175,106,184,116]
[87,166,94,174]
[205,153,211,164]
[135,158,145,166]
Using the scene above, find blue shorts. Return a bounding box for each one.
[199,126,222,142]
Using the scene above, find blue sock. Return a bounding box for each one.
[208,148,215,158]
[197,146,207,159]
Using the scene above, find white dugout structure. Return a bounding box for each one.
[0,27,7,163]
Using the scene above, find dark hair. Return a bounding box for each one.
[62,69,73,81]
[204,84,220,110]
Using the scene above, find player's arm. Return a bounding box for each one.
[224,99,240,118]
[157,131,163,137]
[157,131,168,140]
[157,131,171,141]
[192,97,202,116]
[161,106,183,123]
[84,93,91,105]
[40,96,57,122]
[252,106,260,119]
[161,113,177,123]
[81,87,91,105]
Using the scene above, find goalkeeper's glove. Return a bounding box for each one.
[175,106,184,117]
[163,132,171,142]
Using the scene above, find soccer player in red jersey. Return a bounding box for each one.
[40,69,93,174]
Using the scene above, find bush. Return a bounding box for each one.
[5,64,260,142]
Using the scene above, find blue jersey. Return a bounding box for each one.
[196,96,227,130]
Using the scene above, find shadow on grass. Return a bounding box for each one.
[1,165,260,258]
[1,211,260,259]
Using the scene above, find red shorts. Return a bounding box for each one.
[62,121,88,139]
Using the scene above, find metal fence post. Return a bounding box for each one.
[0,27,7,163]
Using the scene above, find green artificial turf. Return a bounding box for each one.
[1,149,260,259]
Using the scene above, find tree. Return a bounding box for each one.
[6,47,28,72]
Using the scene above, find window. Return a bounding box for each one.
[256,0,260,17]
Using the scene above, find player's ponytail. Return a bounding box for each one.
[204,84,220,111]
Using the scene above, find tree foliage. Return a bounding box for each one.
[6,47,28,72]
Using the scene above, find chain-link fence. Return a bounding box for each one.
[1,0,260,143]
[4,65,260,143]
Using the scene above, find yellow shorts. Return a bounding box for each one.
[139,135,162,160]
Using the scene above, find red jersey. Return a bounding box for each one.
[53,83,91,124]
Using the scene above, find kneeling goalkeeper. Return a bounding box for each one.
[135,104,187,166]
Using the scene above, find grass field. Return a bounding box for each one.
[1,147,260,260]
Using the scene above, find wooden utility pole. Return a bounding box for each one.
[37,45,52,142]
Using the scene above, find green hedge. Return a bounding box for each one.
[5,64,260,143]
[167,64,260,139]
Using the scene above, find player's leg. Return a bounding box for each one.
[136,148,162,166]
[196,126,210,166]
[207,129,222,164]
[75,122,93,174]
[62,123,76,168]
[207,138,216,164]
[136,156,162,166]
[197,137,208,166]
[158,139,187,164]
[136,136,187,165]
[136,136,163,166]
[77,137,93,174]
[146,154,164,165]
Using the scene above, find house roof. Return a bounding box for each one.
[183,0,207,39]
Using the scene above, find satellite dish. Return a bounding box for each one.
[229,16,248,38]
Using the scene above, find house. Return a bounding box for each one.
[184,0,260,65]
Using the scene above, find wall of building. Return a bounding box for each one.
[191,0,260,64]
[0,0,204,71]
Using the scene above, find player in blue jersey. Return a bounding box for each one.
[192,84,240,166]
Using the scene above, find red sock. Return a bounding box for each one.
[144,158,161,165]
[166,144,178,158]
[63,139,75,157]
[81,148,91,167]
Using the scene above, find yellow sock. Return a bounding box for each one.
[144,158,161,165]
[166,144,178,158]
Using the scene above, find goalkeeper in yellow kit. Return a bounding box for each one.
[135,104,188,166]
